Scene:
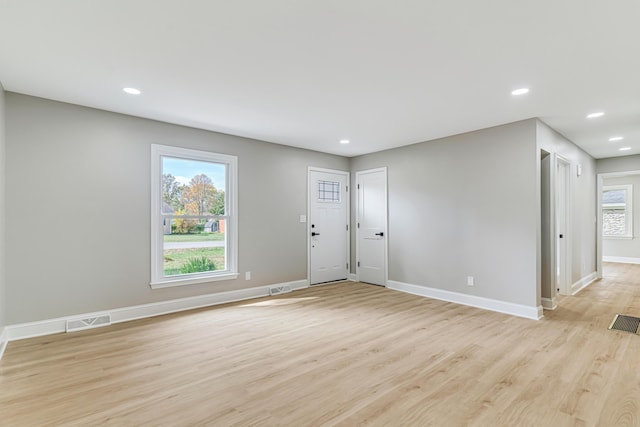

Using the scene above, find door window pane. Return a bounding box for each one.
[318,180,340,202]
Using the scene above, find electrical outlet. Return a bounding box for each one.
[467,276,474,287]
[245,271,251,280]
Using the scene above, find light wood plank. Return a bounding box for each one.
[2,264,640,426]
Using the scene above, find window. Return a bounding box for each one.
[318,180,340,202]
[151,144,238,288]
[602,184,633,239]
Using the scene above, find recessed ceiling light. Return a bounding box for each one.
[339,139,350,144]
[586,111,604,119]
[123,87,141,95]
[609,136,624,142]
[619,147,632,151]
[511,88,529,96]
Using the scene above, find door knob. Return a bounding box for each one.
[312,232,320,236]
[375,232,384,237]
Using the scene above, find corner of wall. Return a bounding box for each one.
[0,327,7,361]
[0,80,7,359]
[535,118,598,300]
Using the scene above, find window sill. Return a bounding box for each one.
[150,272,239,289]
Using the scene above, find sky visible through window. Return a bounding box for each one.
[162,156,225,188]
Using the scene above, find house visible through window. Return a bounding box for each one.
[151,145,238,288]
[602,184,633,239]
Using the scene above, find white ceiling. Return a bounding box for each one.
[1,1,639,158]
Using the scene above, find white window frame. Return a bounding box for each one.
[602,184,633,239]
[150,144,238,288]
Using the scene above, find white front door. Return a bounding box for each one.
[356,168,387,286]
[308,168,349,285]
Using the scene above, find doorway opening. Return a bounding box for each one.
[597,170,640,279]
[540,152,572,310]
[540,150,555,309]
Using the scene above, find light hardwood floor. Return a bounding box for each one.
[2,263,640,426]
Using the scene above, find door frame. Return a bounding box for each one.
[555,155,572,295]
[596,169,640,279]
[307,166,350,285]
[355,167,388,285]
[539,149,555,309]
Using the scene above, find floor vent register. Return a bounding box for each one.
[609,314,640,334]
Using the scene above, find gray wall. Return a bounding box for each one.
[602,174,640,258]
[350,120,539,308]
[0,83,6,331]
[597,155,640,174]
[5,93,348,324]
[3,93,602,324]
[536,121,597,285]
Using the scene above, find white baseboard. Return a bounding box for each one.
[541,297,557,310]
[603,256,640,265]
[6,279,309,342]
[571,272,597,295]
[349,273,357,281]
[0,327,7,361]
[387,280,542,320]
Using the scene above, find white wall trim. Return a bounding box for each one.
[555,154,573,295]
[6,279,309,342]
[571,272,598,295]
[603,256,640,265]
[349,273,357,281]
[0,327,8,361]
[541,297,557,310]
[387,280,543,320]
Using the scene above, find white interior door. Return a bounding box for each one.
[308,168,349,285]
[556,157,571,295]
[357,168,387,286]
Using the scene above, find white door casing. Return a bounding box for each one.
[308,168,349,285]
[596,169,640,279]
[555,156,571,295]
[356,168,388,286]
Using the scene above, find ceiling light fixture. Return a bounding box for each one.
[619,147,632,151]
[339,139,350,144]
[511,88,529,96]
[609,136,624,142]
[123,87,141,95]
[586,111,604,119]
